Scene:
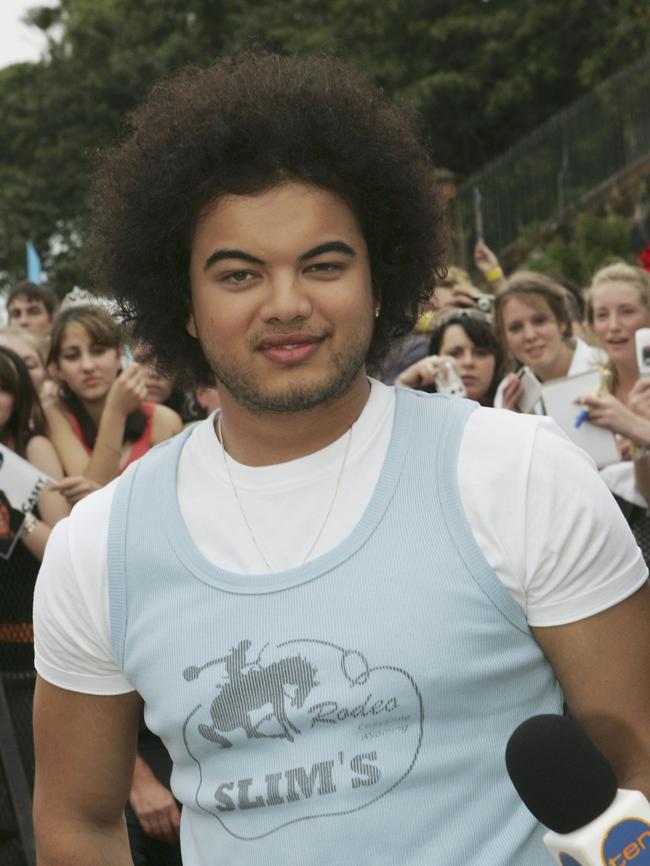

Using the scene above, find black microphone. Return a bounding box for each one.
[505,714,650,866]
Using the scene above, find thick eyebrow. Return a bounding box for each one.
[297,241,356,263]
[203,249,265,272]
[203,240,356,272]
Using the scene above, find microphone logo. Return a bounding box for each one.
[601,819,650,865]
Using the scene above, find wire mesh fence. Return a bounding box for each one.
[454,53,650,266]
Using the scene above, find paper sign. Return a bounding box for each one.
[541,369,620,468]
[0,444,51,559]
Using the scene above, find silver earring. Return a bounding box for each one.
[374,306,380,319]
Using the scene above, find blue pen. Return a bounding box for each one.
[574,408,589,429]
[575,377,606,428]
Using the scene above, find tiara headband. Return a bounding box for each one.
[58,287,121,318]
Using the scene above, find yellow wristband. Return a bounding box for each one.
[632,444,650,461]
[486,266,504,283]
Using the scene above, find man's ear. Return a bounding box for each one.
[186,313,197,339]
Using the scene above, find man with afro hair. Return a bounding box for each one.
[33,52,650,866]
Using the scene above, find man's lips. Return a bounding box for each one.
[257,334,324,365]
[257,334,322,349]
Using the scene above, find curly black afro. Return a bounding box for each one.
[88,52,447,387]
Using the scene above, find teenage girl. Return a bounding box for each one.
[577,263,650,540]
[0,347,70,794]
[0,327,51,399]
[0,346,69,560]
[45,305,182,499]
[493,271,605,410]
[395,310,504,406]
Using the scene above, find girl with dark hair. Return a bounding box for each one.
[131,341,207,425]
[493,271,605,410]
[0,349,68,823]
[395,311,504,406]
[45,305,182,498]
[0,346,69,560]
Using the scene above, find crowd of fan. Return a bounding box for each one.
[2,241,650,863]
[382,242,650,563]
[0,281,222,865]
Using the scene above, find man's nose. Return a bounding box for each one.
[261,274,312,323]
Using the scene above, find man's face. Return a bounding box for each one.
[188,182,374,414]
[7,294,52,338]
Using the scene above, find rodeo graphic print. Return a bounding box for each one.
[182,638,423,839]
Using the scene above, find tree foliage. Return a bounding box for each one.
[1,0,650,294]
[525,213,633,286]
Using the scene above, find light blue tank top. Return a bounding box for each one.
[107,388,563,865]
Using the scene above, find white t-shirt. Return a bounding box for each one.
[34,380,647,695]
[600,460,646,508]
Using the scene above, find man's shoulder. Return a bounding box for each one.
[461,405,601,512]
[401,389,545,438]
[461,405,570,482]
[466,404,547,438]
[67,476,120,540]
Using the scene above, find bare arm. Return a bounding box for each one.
[576,387,650,502]
[395,355,454,390]
[474,240,508,294]
[627,380,650,502]
[45,366,149,486]
[43,402,91,478]
[532,584,650,795]
[84,366,149,485]
[151,403,183,445]
[19,437,70,560]
[33,677,142,866]
[25,436,70,527]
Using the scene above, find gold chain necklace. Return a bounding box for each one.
[217,415,353,572]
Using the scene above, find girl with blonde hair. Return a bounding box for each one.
[579,261,650,558]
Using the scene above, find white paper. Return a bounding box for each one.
[541,369,620,468]
[517,366,543,414]
[0,444,51,559]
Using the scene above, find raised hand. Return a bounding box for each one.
[105,363,148,417]
[628,379,650,421]
[500,372,525,411]
[50,476,102,504]
[129,759,181,844]
[395,354,457,389]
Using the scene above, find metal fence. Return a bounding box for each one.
[454,53,650,266]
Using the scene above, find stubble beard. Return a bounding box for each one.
[204,327,373,415]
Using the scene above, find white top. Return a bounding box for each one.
[34,380,647,695]
[600,461,647,508]
[493,337,607,410]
